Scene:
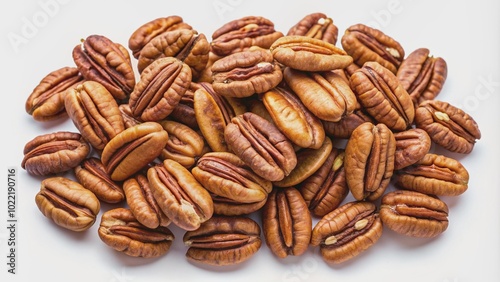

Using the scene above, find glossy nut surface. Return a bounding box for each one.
[287,12,338,45]
[393,128,431,170]
[158,120,205,168]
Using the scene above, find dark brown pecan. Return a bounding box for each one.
[210,16,283,56]
[65,81,125,150]
[35,177,100,232]
[148,159,213,231]
[224,112,297,182]
[118,104,142,129]
[123,173,171,229]
[128,57,192,122]
[183,216,262,266]
[74,157,125,203]
[287,12,338,45]
[262,187,312,258]
[341,23,405,74]
[72,34,135,101]
[101,122,169,181]
[415,100,481,154]
[344,122,396,201]
[397,48,448,104]
[22,131,90,176]
[299,147,348,217]
[98,208,174,258]
[137,29,210,80]
[322,107,374,139]
[350,61,415,131]
[283,68,357,122]
[128,15,193,59]
[311,201,382,264]
[270,36,353,72]
[395,153,469,196]
[393,128,431,170]
[25,66,83,121]
[158,120,204,168]
[212,47,282,98]
[168,83,198,129]
[380,190,449,238]
[192,152,272,215]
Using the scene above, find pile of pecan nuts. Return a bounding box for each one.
[22,13,481,266]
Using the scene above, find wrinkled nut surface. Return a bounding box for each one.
[158,120,204,168]
[148,159,214,231]
[287,12,338,45]
[22,131,90,176]
[300,147,349,217]
[395,153,469,196]
[284,68,357,122]
[74,157,125,204]
[393,128,431,170]
[415,100,481,154]
[137,29,210,79]
[35,177,100,232]
[183,216,262,266]
[101,122,169,181]
[129,57,192,122]
[123,173,171,229]
[25,66,83,121]
[311,201,382,264]
[224,112,297,182]
[98,208,174,258]
[397,48,448,104]
[212,47,283,98]
[128,15,193,59]
[345,122,396,201]
[270,35,353,72]
[262,86,325,149]
[192,152,272,215]
[350,61,415,131]
[341,23,404,74]
[322,107,374,139]
[380,190,449,238]
[118,104,142,129]
[168,84,198,129]
[72,34,135,101]
[262,187,312,258]
[210,16,283,56]
[65,81,125,150]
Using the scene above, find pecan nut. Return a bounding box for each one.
[287,12,338,45]
[393,128,431,170]
[322,107,374,139]
[158,120,205,168]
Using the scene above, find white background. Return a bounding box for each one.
[1,1,499,282]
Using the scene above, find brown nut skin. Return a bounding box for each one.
[380,190,449,238]
[74,157,125,204]
[415,100,481,154]
[118,104,142,129]
[262,187,312,258]
[128,57,192,122]
[299,147,349,217]
[137,29,210,80]
[183,216,262,266]
[262,86,325,149]
[283,68,357,122]
[350,61,415,131]
[148,159,214,231]
[224,112,297,182]
[344,122,396,201]
[393,128,431,170]
[311,201,383,264]
[341,23,404,74]
[128,15,192,59]
[123,173,171,229]
[397,48,448,104]
[210,16,283,56]
[270,35,353,72]
[287,12,338,45]
[101,122,169,181]
[395,153,469,196]
[21,131,90,176]
[168,83,198,130]
[322,108,374,139]
[158,120,205,168]
[98,208,174,258]
[65,81,125,151]
[35,177,100,232]
[72,34,135,101]
[25,66,83,121]
[212,47,283,98]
